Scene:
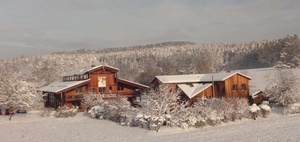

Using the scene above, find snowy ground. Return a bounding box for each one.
[1,109,300,142]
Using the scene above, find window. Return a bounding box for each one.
[118,86,124,91]
[99,87,105,93]
[84,74,88,79]
[241,84,246,91]
[76,87,82,93]
[232,84,237,91]
[109,86,112,92]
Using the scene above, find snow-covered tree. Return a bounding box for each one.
[265,69,300,107]
[137,86,180,131]
[0,63,38,120]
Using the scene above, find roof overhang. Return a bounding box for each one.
[118,78,149,89]
[38,79,90,94]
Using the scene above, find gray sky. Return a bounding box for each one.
[0,0,300,58]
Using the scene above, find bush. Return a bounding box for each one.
[284,103,300,115]
[88,105,105,119]
[259,102,271,118]
[87,97,137,126]
[54,106,78,118]
[249,104,260,120]
[39,108,55,117]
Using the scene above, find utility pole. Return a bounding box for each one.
[212,75,214,98]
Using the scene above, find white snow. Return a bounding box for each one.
[249,104,260,113]
[1,111,300,142]
[260,104,271,111]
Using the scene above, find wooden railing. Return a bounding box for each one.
[67,94,84,101]
[66,92,135,101]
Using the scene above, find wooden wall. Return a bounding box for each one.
[88,70,117,94]
[190,85,213,104]
[224,74,250,98]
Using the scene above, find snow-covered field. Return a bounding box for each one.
[1,110,300,142]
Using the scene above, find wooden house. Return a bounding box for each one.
[151,72,251,104]
[38,65,149,108]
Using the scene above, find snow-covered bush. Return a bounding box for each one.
[259,101,271,118]
[82,93,105,111]
[207,98,233,122]
[39,108,55,117]
[233,98,249,120]
[283,103,300,115]
[54,106,78,118]
[88,105,105,119]
[249,104,260,120]
[87,97,137,126]
[137,86,180,131]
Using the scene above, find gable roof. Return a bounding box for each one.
[38,79,90,93]
[118,78,149,89]
[152,74,204,84]
[152,72,251,84]
[62,65,119,76]
[200,72,252,82]
[177,83,212,99]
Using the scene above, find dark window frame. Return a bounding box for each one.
[241,83,246,91]
[232,84,237,91]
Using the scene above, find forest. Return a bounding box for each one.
[0,34,299,89]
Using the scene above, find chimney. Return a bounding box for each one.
[91,65,96,67]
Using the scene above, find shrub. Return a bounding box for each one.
[54,106,78,118]
[259,102,271,118]
[88,105,105,119]
[249,104,260,120]
[39,108,54,117]
[284,103,300,115]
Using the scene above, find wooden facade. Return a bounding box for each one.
[40,65,149,108]
[151,72,251,105]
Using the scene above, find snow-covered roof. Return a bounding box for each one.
[200,72,252,82]
[153,74,204,84]
[177,83,212,99]
[249,89,264,97]
[38,79,90,93]
[153,72,251,84]
[62,65,119,76]
[118,78,149,89]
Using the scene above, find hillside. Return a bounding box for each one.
[0,34,299,87]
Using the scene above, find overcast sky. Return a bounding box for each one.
[0,0,299,58]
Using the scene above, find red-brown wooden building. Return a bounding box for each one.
[151,72,251,104]
[39,65,149,108]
